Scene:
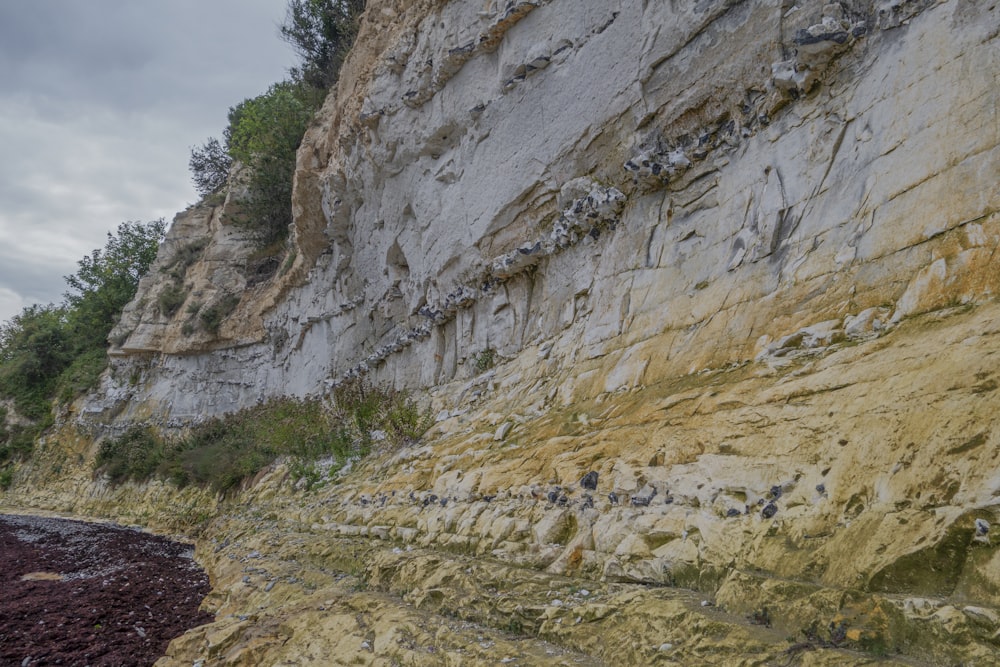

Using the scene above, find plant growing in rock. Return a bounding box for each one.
[474,348,497,373]
[188,0,367,248]
[165,239,209,281]
[0,465,13,490]
[157,282,187,317]
[280,0,367,89]
[94,380,431,494]
[198,294,240,334]
[188,137,231,196]
[225,81,326,248]
[95,426,167,485]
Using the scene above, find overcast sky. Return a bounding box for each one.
[0,1,300,324]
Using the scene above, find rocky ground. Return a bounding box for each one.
[0,513,213,667]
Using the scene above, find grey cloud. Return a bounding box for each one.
[0,245,72,309]
[0,1,304,323]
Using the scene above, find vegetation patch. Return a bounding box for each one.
[165,239,209,282]
[189,0,366,248]
[0,221,165,466]
[474,348,497,374]
[95,380,431,494]
[157,282,187,318]
[199,294,241,334]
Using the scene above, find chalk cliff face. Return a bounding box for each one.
[11,0,1000,663]
[100,0,998,421]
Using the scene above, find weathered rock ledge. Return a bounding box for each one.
[7,300,1000,664]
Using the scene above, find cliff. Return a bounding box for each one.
[4,0,1000,664]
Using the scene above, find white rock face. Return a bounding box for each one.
[88,0,1000,423]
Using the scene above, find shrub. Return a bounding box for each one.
[0,466,13,490]
[474,348,496,374]
[188,1,369,248]
[94,381,431,494]
[157,282,187,317]
[189,137,232,196]
[95,426,166,485]
[55,348,109,404]
[280,0,367,89]
[166,239,209,282]
[225,81,325,247]
[199,294,240,334]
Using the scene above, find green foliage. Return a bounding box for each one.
[189,137,232,196]
[166,239,208,281]
[474,348,497,374]
[0,220,164,463]
[0,305,72,419]
[280,0,367,89]
[226,81,326,247]
[0,466,13,490]
[199,294,240,334]
[189,1,368,248]
[55,348,109,404]
[288,458,331,491]
[157,282,187,317]
[94,381,431,494]
[64,220,167,351]
[227,81,324,166]
[95,426,166,485]
[0,421,49,467]
[322,379,434,457]
[171,396,354,492]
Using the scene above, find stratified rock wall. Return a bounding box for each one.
[91,0,998,424]
[7,3,1000,662]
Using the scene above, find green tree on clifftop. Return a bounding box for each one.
[280,0,366,89]
[188,0,366,247]
[64,219,167,351]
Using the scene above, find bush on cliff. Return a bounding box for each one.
[95,380,431,494]
[225,81,326,247]
[280,0,367,89]
[188,0,366,246]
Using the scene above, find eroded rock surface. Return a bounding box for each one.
[3,0,1000,664]
[88,0,999,423]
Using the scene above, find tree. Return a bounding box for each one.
[226,81,325,246]
[280,0,367,89]
[0,218,165,430]
[189,137,233,196]
[187,0,369,246]
[227,82,323,166]
[0,304,71,419]
[64,219,167,350]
